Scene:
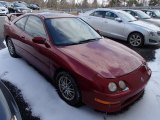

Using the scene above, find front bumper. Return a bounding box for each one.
[82,64,151,112]
[145,33,160,45]
[0,11,8,15]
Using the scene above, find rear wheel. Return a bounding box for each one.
[55,71,82,107]
[7,38,18,58]
[128,32,144,47]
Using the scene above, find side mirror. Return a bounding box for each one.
[32,37,46,44]
[115,17,122,22]
[96,29,100,34]
[152,14,156,17]
[135,16,139,19]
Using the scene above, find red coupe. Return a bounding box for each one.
[4,13,151,112]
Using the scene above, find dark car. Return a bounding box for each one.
[28,4,40,10]
[0,80,22,120]
[4,13,151,112]
[142,9,160,19]
[9,2,32,13]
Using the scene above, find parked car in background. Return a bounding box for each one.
[80,8,160,47]
[0,80,22,120]
[141,9,160,19]
[9,2,32,13]
[123,9,160,27]
[4,12,151,112]
[28,4,40,10]
[0,3,8,15]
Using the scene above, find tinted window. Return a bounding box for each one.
[45,18,101,46]
[90,11,105,18]
[25,16,47,38]
[0,90,11,120]
[15,16,28,30]
[105,11,118,20]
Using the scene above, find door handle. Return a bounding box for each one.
[21,36,25,39]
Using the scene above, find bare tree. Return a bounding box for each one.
[47,0,58,9]
[81,0,89,8]
[92,0,98,8]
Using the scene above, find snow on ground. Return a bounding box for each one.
[0,47,160,120]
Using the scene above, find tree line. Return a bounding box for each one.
[4,0,160,9]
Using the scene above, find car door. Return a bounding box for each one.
[11,16,29,56]
[83,10,105,31]
[22,15,51,76]
[101,11,125,40]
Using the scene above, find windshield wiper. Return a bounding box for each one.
[78,38,101,44]
[128,19,137,22]
[143,18,150,19]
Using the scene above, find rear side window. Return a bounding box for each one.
[15,16,28,30]
[90,11,105,18]
[25,16,47,38]
[130,11,137,17]
[105,11,118,20]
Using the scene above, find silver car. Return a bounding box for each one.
[124,9,160,27]
[79,8,160,47]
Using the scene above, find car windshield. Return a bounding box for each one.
[45,17,101,46]
[0,3,4,7]
[0,2,6,6]
[14,3,26,7]
[154,10,160,17]
[136,10,151,19]
[118,11,137,22]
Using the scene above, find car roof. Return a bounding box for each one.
[26,12,75,19]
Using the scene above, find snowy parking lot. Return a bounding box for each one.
[0,15,160,120]
[0,43,160,120]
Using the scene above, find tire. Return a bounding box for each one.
[128,32,144,47]
[6,38,19,58]
[55,71,82,107]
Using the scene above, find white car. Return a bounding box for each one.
[79,8,160,47]
[0,3,8,15]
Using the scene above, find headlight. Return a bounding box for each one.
[149,32,156,36]
[108,82,117,92]
[119,81,127,90]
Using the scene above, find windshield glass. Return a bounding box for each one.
[118,11,137,22]
[0,2,6,6]
[154,10,160,17]
[0,3,4,7]
[45,17,101,46]
[14,3,26,7]
[136,10,151,19]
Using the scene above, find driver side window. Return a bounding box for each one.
[25,16,47,38]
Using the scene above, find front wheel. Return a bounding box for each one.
[7,38,19,58]
[128,32,144,47]
[55,71,82,107]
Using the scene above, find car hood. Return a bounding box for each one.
[0,7,6,9]
[58,38,143,78]
[130,20,160,31]
[144,18,160,27]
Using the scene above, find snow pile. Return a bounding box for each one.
[0,48,160,120]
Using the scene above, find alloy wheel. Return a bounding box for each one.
[7,39,15,55]
[58,75,75,101]
[129,33,143,47]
